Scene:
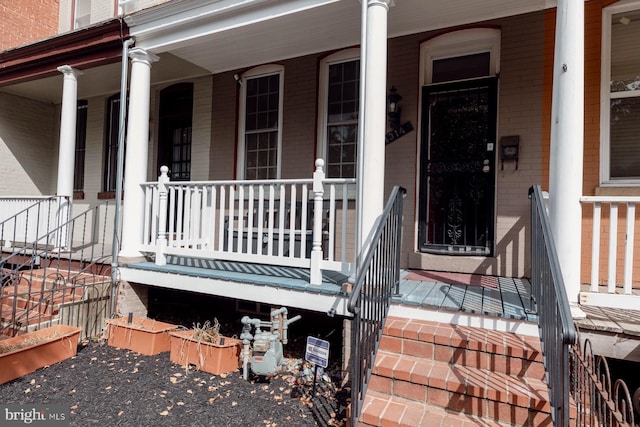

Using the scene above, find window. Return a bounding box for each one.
[158,83,193,181]
[103,94,125,193]
[317,50,360,178]
[237,65,283,179]
[601,2,640,184]
[420,28,500,85]
[74,100,88,194]
[74,0,91,29]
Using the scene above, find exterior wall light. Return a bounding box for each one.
[387,86,402,130]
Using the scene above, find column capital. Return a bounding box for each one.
[57,65,83,78]
[368,0,394,8]
[128,48,160,65]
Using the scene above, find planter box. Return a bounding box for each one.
[169,330,242,375]
[107,316,178,356]
[0,325,81,384]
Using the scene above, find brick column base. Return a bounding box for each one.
[115,281,149,318]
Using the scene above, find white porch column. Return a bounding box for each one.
[56,65,83,198]
[549,0,584,309]
[360,0,392,247]
[120,48,159,259]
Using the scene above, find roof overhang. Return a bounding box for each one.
[0,20,128,88]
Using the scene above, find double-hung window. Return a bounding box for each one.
[238,65,283,180]
[317,50,360,178]
[602,2,640,184]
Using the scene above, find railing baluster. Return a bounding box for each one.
[229,185,236,253]
[300,185,308,257]
[247,186,255,255]
[289,185,297,258]
[591,202,601,292]
[624,202,635,295]
[608,203,618,293]
[265,185,273,255]
[218,185,226,251]
[210,185,217,250]
[278,184,285,257]
[328,184,336,262]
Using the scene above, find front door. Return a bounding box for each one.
[418,77,497,255]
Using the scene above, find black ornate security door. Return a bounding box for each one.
[418,78,497,255]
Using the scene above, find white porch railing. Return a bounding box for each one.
[580,196,640,305]
[140,159,356,285]
[0,196,68,248]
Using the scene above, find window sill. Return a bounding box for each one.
[97,192,123,200]
[594,186,640,197]
[73,191,85,200]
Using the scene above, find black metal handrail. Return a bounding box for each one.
[347,186,406,427]
[529,185,577,426]
[0,201,112,337]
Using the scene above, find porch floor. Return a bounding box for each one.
[122,256,537,322]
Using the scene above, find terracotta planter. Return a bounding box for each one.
[169,330,241,375]
[0,324,81,384]
[106,316,178,356]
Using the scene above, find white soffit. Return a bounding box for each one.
[128,0,554,74]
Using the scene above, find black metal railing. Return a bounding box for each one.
[529,185,577,426]
[347,186,406,427]
[572,335,635,427]
[0,201,112,337]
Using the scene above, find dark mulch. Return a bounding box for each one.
[0,340,349,426]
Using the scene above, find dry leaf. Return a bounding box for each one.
[187,389,193,394]
[24,388,31,394]
[170,377,178,384]
[118,411,124,416]
[159,410,169,416]
[177,402,185,406]
[231,401,237,407]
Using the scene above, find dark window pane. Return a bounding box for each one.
[432,52,490,83]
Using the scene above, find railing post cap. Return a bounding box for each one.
[160,165,169,174]
[315,159,325,170]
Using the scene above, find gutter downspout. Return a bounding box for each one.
[110,36,135,317]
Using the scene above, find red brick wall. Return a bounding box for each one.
[0,0,60,51]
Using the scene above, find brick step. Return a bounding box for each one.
[369,351,551,425]
[1,303,56,323]
[20,269,111,287]
[380,317,544,380]
[359,391,512,427]
[2,290,84,311]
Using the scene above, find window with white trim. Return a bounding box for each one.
[238,65,283,179]
[317,49,360,178]
[74,0,91,29]
[602,1,640,184]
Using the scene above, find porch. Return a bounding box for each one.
[120,255,538,330]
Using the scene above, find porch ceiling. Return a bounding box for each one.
[0,0,556,103]
[133,0,554,74]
